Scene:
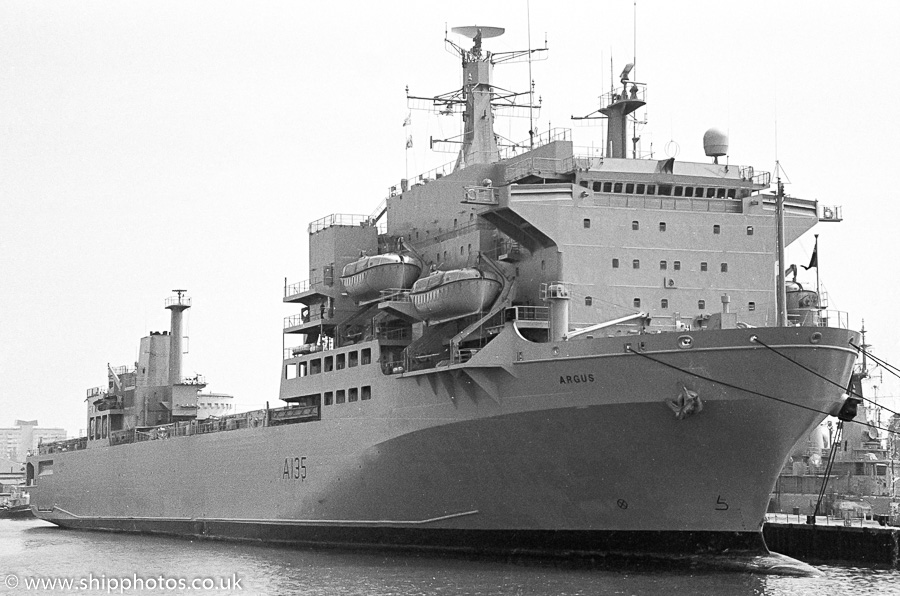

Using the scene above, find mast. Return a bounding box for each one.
[775,175,787,326]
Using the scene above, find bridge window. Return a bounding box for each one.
[361,348,371,365]
[324,391,333,406]
[603,182,612,192]
[310,358,321,374]
[721,263,728,273]
[632,259,640,269]
[349,351,358,368]
[713,224,720,234]
[336,354,345,370]
[636,183,646,194]
[707,188,716,198]
[362,386,372,400]
[336,390,346,404]
[585,296,593,306]
[727,188,737,199]
[717,188,726,198]
[625,183,635,193]
[674,186,683,197]
[698,300,706,310]
[661,299,669,309]
[658,184,672,196]
[684,187,694,198]
[349,387,359,402]
[324,356,333,372]
[593,181,602,191]
[632,221,639,231]
[583,218,591,229]
[647,184,656,195]
[612,258,620,268]
[660,261,667,270]
[614,182,623,193]
[700,262,708,272]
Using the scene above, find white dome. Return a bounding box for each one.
[703,128,729,158]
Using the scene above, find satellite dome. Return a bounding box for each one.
[703,128,729,158]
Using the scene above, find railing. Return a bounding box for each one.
[463,186,500,205]
[284,277,322,298]
[426,221,494,246]
[86,386,106,399]
[598,84,647,111]
[508,306,550,322]
[410,160,456,185]
[307,213,372,234]
[375,326,412,341]
[37,436,87,455]
[593,194,744,214]
[164,295,192,308]
[739,166,771,187]
[498,128,572,161]
[109,365,135,376]
[379,288,411,302]
[505,155,577,183]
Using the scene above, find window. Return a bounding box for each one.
[713,224,720,234]
[324,391,333,406]
[659,222,666,232]
[684,187,694,198]
[460,246,464,255]
[698,300,706,310]
[673,261,681,271]
[716,188,726,198]
[612,258,620,268]
[585,296,593,306]
[349,351,358,368]
[706,188,716,198]
[285,363,295,379]
[633,298,641,308]
[721,263,728,273]
[625,183,635,193]
[660,261,667,270]
[310,358,321,375]
[727,188,736,199]
[580,180,589,188]
[468,243,472,253]
[349,387,359,402]
[298,362,308,377]
[854,462,865,476]
[632,221,639,231]
[674,186,683,197]
[749,302,756,311]
[747,226,754,235]
[613,182,623,193]
[361,386,372,400]
[583,218,591,229]
[603,182,612,192]
[453,218,457,227]
[658,184,672,196]
[636,183,646,194]
[361,348,371,365]
[336,390,346,404]
[647,184,656,195]
[661,299,669,309]
[700,262,708,272]
[632,259,640,269]
[336,354,345,370]
[593,181,603,191]
[324,356,333,372]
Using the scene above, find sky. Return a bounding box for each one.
[2,0,900,435]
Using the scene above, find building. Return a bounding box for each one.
[0,421,67,463]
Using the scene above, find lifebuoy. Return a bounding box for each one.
[823,207,834,219]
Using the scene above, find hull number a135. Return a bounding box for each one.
[283,456,307,481]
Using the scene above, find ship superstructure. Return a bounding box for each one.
[28,27,862,570]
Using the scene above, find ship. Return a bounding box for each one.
[27,26,862,572]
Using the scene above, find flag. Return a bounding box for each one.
[802,238,818,270]
[406,135,413,149]
[402,113,411,127]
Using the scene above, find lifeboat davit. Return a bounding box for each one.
[410,268,502,322]
[341,253,421,303]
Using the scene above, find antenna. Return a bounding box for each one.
[527,0,534,149]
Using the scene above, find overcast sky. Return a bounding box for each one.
[2,1,899,435]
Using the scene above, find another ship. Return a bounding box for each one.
[28,27,862,570]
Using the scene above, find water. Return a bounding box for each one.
[1,519,898,596]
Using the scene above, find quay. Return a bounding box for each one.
[764,513,900,568]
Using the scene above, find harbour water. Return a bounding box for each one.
[2,520,898,595]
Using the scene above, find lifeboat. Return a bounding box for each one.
[410,268,502,322]
[785,280,820,326]
[340,253,421,303]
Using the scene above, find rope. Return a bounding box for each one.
[752,336,900,420]
[850,341,900,381]
[626,346,900,437]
